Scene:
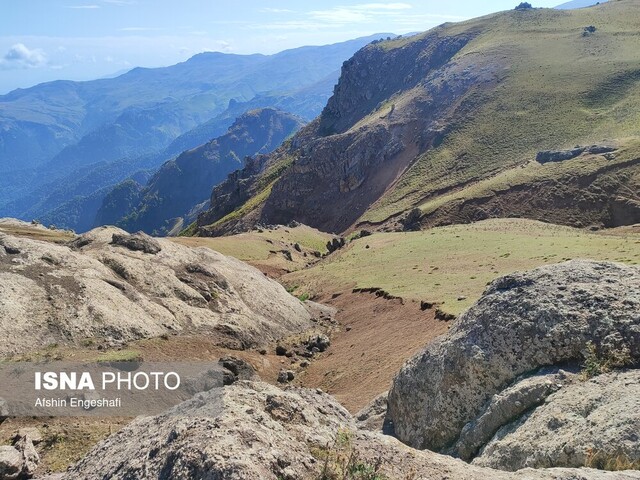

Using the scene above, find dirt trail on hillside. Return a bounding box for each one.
[296,290,451,412]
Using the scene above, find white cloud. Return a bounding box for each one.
[309,8,369,24]
[204,40,232,53]
[0,43,47,69]
[309,2,413,24]
[260,8,294,14]
[64,4,101,9]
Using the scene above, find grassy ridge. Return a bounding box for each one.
[418,141,640,216]
[285,218,640,315]
[360,1,640,225]
[172,224,332,273]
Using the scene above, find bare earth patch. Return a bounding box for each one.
[295,290,450,412]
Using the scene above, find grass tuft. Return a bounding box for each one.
[581,341,633,380]
[585,448,640,471]
[313,429,388,480]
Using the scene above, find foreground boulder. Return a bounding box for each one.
[474,369,640,471]
[0,226,313,355]
[65,381,638,479]
[388,260,640,466]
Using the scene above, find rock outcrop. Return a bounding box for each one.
[452,367,570,462]
[218,356,257,385]
[0,429,41,479]
[356,391,390,432]
[474,369,640,471]
[387,260,640,467]
[110,231,162,254]
[64,381,639,479]
[536,145,617,163]
[0,226,313,356]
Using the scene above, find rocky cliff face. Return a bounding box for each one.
[317,29,473,137]
[387,260,640,467]
[0,224,312,356]
[197,26,491,234]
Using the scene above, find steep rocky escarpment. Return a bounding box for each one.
[196,153,273,235]
[101,108,304,235]
[387,260,640,468]
[0,225,312,356]
[196,25,493,234]
[418,154,640,230]
[317,28,475,136]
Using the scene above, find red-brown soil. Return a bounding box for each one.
[295,290,450,413]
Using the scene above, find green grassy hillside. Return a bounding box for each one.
[361,0,640,226]
[284,218,640,315]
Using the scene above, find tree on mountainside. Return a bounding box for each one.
[515,2,533,9]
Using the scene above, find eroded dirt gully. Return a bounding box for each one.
[293,290,451,413]
[236,253,453,414]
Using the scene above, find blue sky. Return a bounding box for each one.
[0,0,561,94]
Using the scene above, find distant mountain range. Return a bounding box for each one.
[99,108,304,236]
[0,34,393,231]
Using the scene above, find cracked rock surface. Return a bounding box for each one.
[473,369,640,471]
[62,381,640,480]
[0,226,312,356]
[387,260,640,469]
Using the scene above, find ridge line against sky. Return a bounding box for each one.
[1,0,561,93]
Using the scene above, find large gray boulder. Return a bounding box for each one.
[474,369,640,471]
[388,261,640,459]
[0,226,313,355]
[65,381,639,479]
[67,382,354,480]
